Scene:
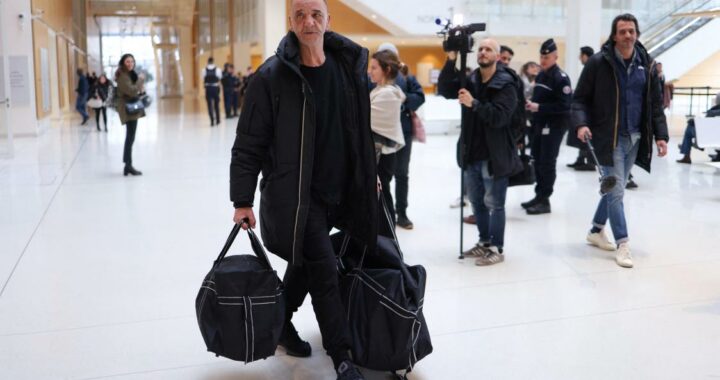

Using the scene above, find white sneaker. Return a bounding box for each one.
[450,196,469,209]
[586,229,616,251]
[616,243,633,268]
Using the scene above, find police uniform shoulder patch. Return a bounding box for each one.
[563,85,572,94]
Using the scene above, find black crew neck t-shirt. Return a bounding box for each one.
[300,54,347,205]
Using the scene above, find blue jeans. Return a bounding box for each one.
[591,133,640,244]
[465,160,509,249]
[75,97,88,119]
[680,122,695,155]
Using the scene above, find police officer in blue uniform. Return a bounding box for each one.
[522,39,572,215]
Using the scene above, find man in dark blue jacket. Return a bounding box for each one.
[438,38,521,266]
[376,43,426,230]
[523,39,572,215]
[574,14,668,268]
[75,68,90,125]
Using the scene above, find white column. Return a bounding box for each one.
[259,0,286,61]
[565,0,602,86]
[1,0,39,136]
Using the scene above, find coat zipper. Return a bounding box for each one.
[291,86,307,266]
[610,65,620,150]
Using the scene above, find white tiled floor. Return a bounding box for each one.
[1,99,719,380]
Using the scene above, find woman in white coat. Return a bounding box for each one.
[368,49,406,225]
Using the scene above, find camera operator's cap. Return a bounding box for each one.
[377,42,399,56]
[540,39,557,55]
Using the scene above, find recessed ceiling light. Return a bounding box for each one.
[362,37,368,41]
[371,14,377,19]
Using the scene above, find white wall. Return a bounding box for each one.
[1,0,39,136]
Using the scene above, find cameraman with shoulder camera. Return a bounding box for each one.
[438,38,520,266]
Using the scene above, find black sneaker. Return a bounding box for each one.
[521,197,541,209]
[396,214,414,230]
[336,361,365,380]
[278,322,311,357]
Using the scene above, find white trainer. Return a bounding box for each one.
[586,229,616,251]
[616,243,633,268]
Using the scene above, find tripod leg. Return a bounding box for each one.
[459,168,465,259]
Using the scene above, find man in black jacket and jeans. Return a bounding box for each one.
[574,14,668,268]
[230,1,377,379]
[438,38,520,266]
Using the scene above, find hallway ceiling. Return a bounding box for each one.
[89,0,195,34]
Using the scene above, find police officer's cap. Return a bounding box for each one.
[540,39,557,55]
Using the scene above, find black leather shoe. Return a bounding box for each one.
[396,214,414,230]
[526,200,551,215]
[566,159,583,168]
[123,166,143,176]
[521,197,541,209]
[278,322,311,357]
[574,162,596,171]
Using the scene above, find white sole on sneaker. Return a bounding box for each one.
[586,232,616,251]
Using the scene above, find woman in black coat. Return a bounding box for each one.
[89,74,110,131]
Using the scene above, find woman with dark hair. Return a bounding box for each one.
[368,49,406,225]
[115,54,145,176]
[89,74,110,131]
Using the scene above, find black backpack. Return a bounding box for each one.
[501,65,527,145]
[332,195,432,377]
[195,224,285,363]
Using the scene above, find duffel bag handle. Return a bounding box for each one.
[213,221,274,271]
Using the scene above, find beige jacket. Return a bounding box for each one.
[370,84,406,155]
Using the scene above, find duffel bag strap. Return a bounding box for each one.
[212,221,274,271]
[378,191,404,260]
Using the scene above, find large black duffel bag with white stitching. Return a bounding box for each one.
[332,195,432,376]
[195,223,285,363]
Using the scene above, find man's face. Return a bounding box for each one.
[499,51,513,65]
[289,0,330,48]
[477,42,498,68]
[613,20,637,51]
[580,53,589,65]
[539,51,557,71]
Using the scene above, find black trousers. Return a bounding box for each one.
[283,195,350,364]
[223,91,235,118]
[394,133,412,216]
[94,107,107,130]
[378,152,397,225]
[123,120,138,165]
[531,124,566,199]
[205,87,220,124]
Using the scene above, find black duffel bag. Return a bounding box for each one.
[508,150,536,187]
[195,223,285,363]
[332,195,432,377]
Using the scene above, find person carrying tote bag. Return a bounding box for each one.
[114,53,146,176]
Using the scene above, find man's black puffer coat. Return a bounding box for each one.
[572,40,669,172]
[230,31,378,266]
